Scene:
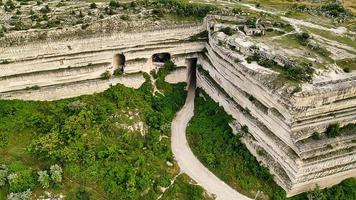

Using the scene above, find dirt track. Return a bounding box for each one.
[171,84,252,200]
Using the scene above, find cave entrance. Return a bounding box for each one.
[186,58,197,89]
[152,53,171,63]
[113,53,126,72]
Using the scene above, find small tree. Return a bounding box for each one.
[326,123,340,138]
[40,5,51,14]
[7,189,32,200]
[221,27,234,36]
[100,71,111,80]
[50,165,62,184]
[7,171,35,193]
[90,3,97,9]
[0,165,8,187]
[37,170,50,188]
[0,132,9,147]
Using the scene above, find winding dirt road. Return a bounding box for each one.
[171,85,252,200]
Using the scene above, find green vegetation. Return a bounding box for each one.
[221,26,235,36]
[187,89,276,198]
[155,61,176,94]
[246,53,314,83]
[100,70,111,80]
[89,2,97,9]
[336,58,356,72]
[295,32,310,46]
[326,123,341,138]
[294,32,331,59]
[304,27,356,49]
[160,174,212,200]
[25,85,40,90]
[189,30,208,42]
[326,123,356,138]
[0,69,209,199]
[290,1,352,20]
[276,35,303,49]
[320,1,351,18]
[113,68,123,76]
[142,0,216,19]
[297,179,356,200]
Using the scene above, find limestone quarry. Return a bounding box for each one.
[0,0,355,198]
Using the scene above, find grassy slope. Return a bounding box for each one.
[187,89,277,199]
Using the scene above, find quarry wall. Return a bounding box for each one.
[0,24,205,100]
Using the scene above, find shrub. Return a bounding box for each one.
[90,3,97,9]
[320,2,349,18]
[109,0,120,8]
[56,1,65,7]
[221,26,234,36]
[311,132,321,140]
[291,85,302,94]
[7,170,35,192]
[7,189,32,200]
[81,23,89,30]
[0,166,8,187]
[120,15,129,20]
[189,30,208,42]
[144,0,215,19]
[25,85,40,90]
[241,125,249,133]
[50,165,62,184]
[343,67,351,73]
[5,0,15,11]
[295,32,310,46]
[69,186,90,200]
[326,123,340,138]
[104,7,115,15]
[40,5,50,14]
[37,170,50,188]
[113,68,123,76]
[65,100,87,115]
[100,71,111,80]
[78,11,85,18]
[0,132,9,147]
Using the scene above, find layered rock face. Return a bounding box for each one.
[197,17,356,196]
[0,24,205,100]
[0,15,355,196]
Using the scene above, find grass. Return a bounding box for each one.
[161,174,213,200]
[285,10,313,20]
[305,26,356,50]
[187,89,278,199]
[0,189,6,200]
[273,33,334,68]
[275,35,303,49]
[336,58,356,71]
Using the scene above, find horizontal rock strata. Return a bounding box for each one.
[196,17,356,196]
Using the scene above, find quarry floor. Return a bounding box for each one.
[171,84,252,200]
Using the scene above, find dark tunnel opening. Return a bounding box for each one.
[152,53,171,63]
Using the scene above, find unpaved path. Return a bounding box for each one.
[171,85,252,200]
